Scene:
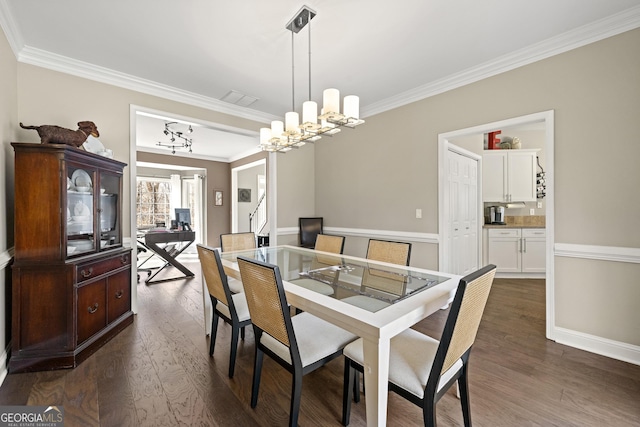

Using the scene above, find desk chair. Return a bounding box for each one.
[342,264,497,427]
[237,256,357,427]
[298,217,323,248]
[220,232,257,293]
[197,244,252,378]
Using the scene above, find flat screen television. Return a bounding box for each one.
[175,208,192,227]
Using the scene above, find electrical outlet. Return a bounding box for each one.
[530,208,535,215]
[537,201,543,208]
[416,208,422,219]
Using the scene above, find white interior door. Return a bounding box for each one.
[448,150,479,276]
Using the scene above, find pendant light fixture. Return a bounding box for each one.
[260,6,364,153]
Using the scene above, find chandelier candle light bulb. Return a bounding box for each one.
[302,100,319,129]
[285,112,300,134]
[270,120,284,141]
[322,88,341,118]
[343,95,359,120]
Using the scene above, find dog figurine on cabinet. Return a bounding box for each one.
[20,121,99,147]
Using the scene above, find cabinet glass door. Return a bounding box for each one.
[98,170,121,249]
[67,163,96,257]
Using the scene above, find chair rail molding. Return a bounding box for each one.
[555,243,640,264]
[278,227,439,245]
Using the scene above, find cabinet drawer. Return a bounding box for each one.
[522,228,546,238]
[488,228,521,238]
[108,269,131,323]
[77,279,107,343]
[77,252,131,283]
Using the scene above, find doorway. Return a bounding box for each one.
[231,159,267,233]
[438,110,555,339]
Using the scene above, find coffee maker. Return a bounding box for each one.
[488,206,506,225]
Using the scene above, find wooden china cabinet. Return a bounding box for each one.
[10,143,133,373]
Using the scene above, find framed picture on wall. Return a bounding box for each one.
[238,188,251,203]
[214,189,223,206]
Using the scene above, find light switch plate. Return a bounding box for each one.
[416,208,422,219]
[530,208,535,215]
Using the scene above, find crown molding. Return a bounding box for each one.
[0,0,23,56]
[3,1,639,122]
[16,46,279,124]
[362,5,640,118]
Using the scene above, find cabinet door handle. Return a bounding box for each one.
[523,238,527,253]
[121,255,129,264]
[87,303,99,314]
[115,290,124,299]
[81,267,93,278]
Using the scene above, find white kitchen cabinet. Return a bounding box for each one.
[482,149,538,202]
[487,228,522,273]
[488,228,546,274]
[521,229,546,273]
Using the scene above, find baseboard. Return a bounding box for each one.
[553,326,640,366]
[495,272,545,279]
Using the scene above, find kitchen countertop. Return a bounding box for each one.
[483,215,545,229]
[484,224,545,229]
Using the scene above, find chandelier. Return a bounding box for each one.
[260,6,364,153]
[157,121,193,154]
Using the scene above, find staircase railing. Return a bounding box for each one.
[249,192,267,235]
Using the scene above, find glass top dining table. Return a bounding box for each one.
[218,245,461,427]
[219,245,450,311]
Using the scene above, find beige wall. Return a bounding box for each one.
[275,144,316,246]
[315,29,640,347]
[15,63,264,235]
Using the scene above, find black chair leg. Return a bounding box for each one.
[251,348,264,408]
[342,358,355,426]
[424,397,437,427]
[241,325,245,340]
[458,368,472,427]
[210,312,220,356]
[353,371,361,403]
[229,323,240,378]
[289,370,303,427]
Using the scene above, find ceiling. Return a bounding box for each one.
[2,1,639,161]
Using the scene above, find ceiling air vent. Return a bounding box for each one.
[220,90,259,108]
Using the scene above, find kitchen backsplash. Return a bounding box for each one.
[502,215,546,227]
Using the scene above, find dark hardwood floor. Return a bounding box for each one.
[2,260,639,426]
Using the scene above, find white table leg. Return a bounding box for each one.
[362,337,390,427]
